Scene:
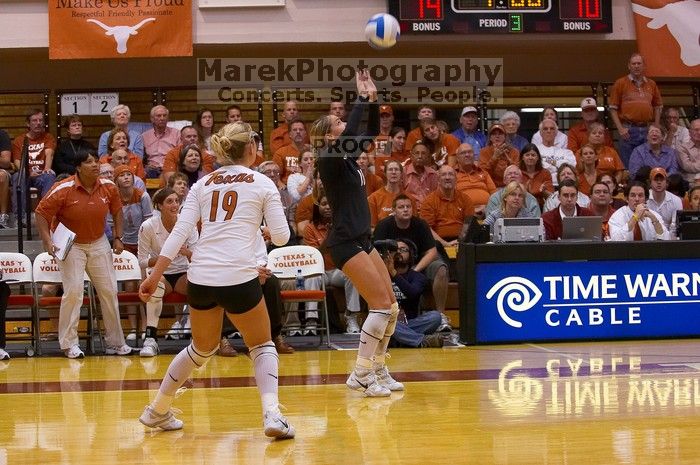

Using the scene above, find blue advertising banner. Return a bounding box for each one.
[475,258,700,343]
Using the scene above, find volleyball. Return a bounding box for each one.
[365,13,400,50]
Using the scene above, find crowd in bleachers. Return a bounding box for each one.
[0,52,699,360]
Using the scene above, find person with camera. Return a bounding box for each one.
[373,194,452,332]
[377,239,443,349]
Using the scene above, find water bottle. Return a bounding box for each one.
[295,269,305,290]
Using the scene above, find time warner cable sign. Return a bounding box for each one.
[475,259,700,343]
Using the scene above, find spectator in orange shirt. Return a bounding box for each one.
[374,126,410,179]
[454,142,496,215]
[161,126,215,187]
[99,128,146,180]
[479,123,520,187]
[357,152,383,196]
[403,141,438,210]
[11,109,57,222]
[583,122,625,184]
[273,118,309,183]
[270,100,309,155]
[405,105,435,150]
[588,181,617,240]
[568,98,614,153]
[609,53,663,168]
[419,118,461,167]
[368,159,415,228]
[420,165,475,247]
[577,144,599,196]
[519,143,554,209]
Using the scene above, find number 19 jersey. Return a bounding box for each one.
[160,165,290,286]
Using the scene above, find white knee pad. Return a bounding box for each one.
[384,302,400,337]
[188,343,218,368]
[362,310,392,341]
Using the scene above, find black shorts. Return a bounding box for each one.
[329,235,373,270]
[164,272,186,289]
[187,277,263,314]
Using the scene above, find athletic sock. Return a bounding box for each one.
[249,341,280,413]
[151,343,217,414]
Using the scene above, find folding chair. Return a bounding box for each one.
[32,252,96,355]
[111,250,144,344]
[268,245,332,347]
[0,252,36,356]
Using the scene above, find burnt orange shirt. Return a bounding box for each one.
[405,127,423,151]
[567,121,615,153]
[420,189,474,240]
[455,165,497,206]
[522,169,553,208]
[12,133,56,173]
[368,189,416,227]
[432,133,461,166]
[273,144,302,184]
[593,145,625,178]
[364,170,383,197]
[36,175,122,244]
[269,123,310,156]
[295,194,314,224]
[303,222,335,270]
[99,151,146,180]
[478,145,520,187]
[609,75,662,124]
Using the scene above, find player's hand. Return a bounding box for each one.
[256,265,272,284]
[139,275,159,303]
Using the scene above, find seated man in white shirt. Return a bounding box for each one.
[646,167,683,237]
[535,119,576,186]
[609,181,670,241]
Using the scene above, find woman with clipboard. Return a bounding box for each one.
[35,150,133,359]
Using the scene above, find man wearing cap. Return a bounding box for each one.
[372,104,395,156]
[478,123,520,187]
[452,106,487,159]
[609,53,663,168]
[646,167,682,236]
[628,123,678,180]
[567,97,615,153]
[678,119,700,184]
[609,181,669,241]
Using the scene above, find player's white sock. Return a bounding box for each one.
[151,343,217,414]
[249,341,280,412]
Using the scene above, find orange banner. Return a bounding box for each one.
[49,0,192,60]
[631,0,700,78]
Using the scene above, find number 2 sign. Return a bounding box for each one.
[60,92,119,116]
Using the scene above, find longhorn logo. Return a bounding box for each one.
[486,276,543,328]
[632,1,700,67]
[87,18,156,54]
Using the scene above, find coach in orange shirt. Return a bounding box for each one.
[35,150,132,359]
[420,165,475,247]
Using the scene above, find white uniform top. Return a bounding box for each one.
[160,164,290,286]
[138,215,199,275]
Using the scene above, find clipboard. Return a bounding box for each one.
[51,222,76,261]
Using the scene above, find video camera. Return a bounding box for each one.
[373,239,398,259]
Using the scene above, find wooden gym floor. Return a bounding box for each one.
[1,338,700,464]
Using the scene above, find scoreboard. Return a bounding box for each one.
[388,0,613,34]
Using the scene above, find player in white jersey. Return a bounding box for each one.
[137,121,294,439]
[137,187,198,357]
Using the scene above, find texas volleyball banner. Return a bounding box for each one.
[630,0,700,77]
[49,0,193,60]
